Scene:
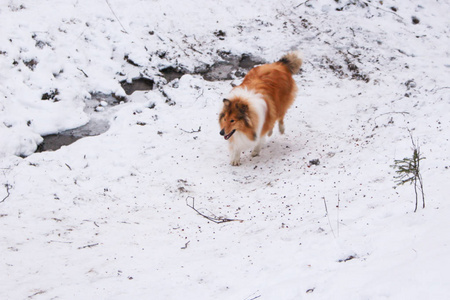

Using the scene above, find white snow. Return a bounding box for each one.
[1,0,450,299]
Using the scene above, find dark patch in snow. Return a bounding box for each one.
[36,93,126,153]
[41,89,60,101]
[412,16,420,25]
[120,77,154,95]
[239,53,261,69]
[202,62,236,81]
[36,119,110,152]
[89,93,126,107]
[160,66,186,82]
[338,255,357,263]
[213,30,226,40]
[24,59,38,70]
[200,52,265,81]
[405,79,417,90]
[124,54,141,67]
[153,52,265,82]
[321,52,370,82]
[308,159,320,166]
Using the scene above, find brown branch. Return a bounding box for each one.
[180,126,201,134]
[78,243,99,249]
[366,2,405,22]
[77,68,89,78]
[0,184,12,204]
[181,241,190,250]
[186,196,243,224]
[294,0,311,8]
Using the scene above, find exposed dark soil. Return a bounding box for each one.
[158,52,266,83]
[199,52,265,81]
[120,78,154,95]
[160,66,186,82]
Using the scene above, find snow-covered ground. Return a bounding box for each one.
[1,0,450,299]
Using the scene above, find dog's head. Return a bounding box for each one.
[219,98,253,140]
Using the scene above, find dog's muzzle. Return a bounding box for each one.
[220,129,235,140]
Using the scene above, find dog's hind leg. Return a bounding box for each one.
[278,118,285,134]
[252,136,265,157]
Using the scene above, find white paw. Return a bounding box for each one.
[251,149,260,157]
[231,159,241,166]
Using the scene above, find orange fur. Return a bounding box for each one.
[219,52,302,165]
[239,62,297,136]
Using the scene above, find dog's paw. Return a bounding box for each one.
[251,149,260,157]
[231,159,241,166]
[279,123,285,134]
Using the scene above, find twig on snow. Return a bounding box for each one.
[294,0,311,8]
[365,2,405,22]
[196,88,204,100]
[78,243,99,249]
[244,291,261,300]
[1,184,12,204]
[105,0,128,34]
[180,126,201,134]
[181,241,190,249]
[28,290,46,299]
[373,111,410,127]
[77,68,89,78]
[431,86,450,94]
[188,45,203,55]
[349,27,356,37]
[337,193,340,238]
[186,196,243,224]
[48,240,73,244]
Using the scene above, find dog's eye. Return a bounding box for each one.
[230,120,235,123]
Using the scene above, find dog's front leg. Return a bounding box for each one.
[230,149,241,166]
[229,143,241,166]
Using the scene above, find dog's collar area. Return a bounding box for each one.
[224,129,236,140]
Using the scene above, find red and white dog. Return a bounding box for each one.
[219,51,302,166]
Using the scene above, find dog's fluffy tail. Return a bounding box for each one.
[279,51,303,74]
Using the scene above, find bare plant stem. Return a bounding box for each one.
[186,197,243,224]
[105,0,128,34]
[323,197,336,238]
[337,193,340,237]
[1,184,12,204]
[413,177,418,212]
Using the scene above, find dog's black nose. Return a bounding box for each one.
[220,129,225,136]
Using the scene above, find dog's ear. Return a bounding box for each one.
[235,102,248,114]
[223,98,231,106]
[235,102,252,127]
